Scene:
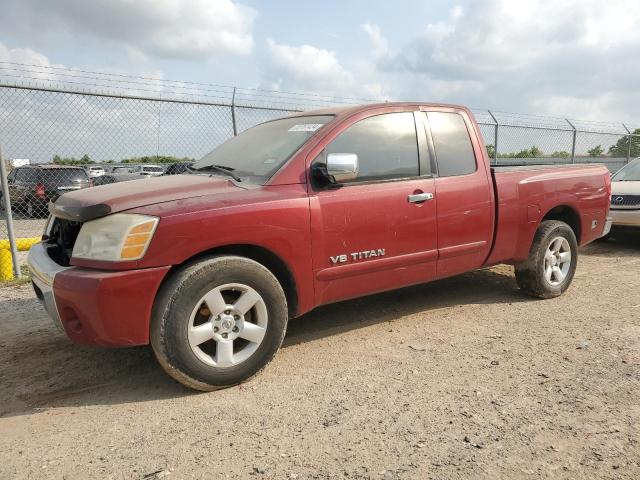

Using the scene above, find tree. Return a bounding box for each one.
[551,151,571,158]
[529,146,542,157]
[511,146,544,158]
[121,155,194,164]
[608,129,640,158]
[486,144,496,158]
[587,145,604,157]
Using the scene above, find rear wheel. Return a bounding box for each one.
[515,220,578,299]
[151,255,288,391]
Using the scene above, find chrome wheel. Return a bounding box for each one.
[187,283,268,368]
[544,236,571,286]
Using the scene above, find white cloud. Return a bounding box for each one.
[0,0,257,59]
[263,38,384,99]
[0,44,62,77]
[361,23,390,62]
[376,0,640,121]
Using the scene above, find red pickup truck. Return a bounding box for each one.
[28,102,612,391]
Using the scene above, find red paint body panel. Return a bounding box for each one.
[53,265,170,346]
[48,102,611,347]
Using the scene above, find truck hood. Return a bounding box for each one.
[51,174,242,222]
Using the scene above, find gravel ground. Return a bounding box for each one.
[0,236,638,479]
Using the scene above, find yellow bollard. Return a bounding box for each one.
[0,236,41,281]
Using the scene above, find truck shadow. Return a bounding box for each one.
[0,266,535,416]
[285,266,527,347]
[580,231,640,258]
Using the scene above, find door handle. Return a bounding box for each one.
[407,192,434,204]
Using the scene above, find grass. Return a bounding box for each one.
[0,264,32,287]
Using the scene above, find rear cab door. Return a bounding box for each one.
[418,107,495,278]
[308,106,439,305]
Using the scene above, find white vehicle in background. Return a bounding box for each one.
[130,164,164,177]
[609,158,640,232]
[86,165,106,178]
[10,158,31,168]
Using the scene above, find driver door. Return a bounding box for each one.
[309,110,438,305]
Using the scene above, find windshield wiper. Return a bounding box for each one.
[187,164,242,182]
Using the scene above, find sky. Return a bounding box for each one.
[0,0,639,123]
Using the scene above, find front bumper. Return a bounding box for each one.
[600,216,613,237]
[28,242,69,332]
[27,242,170,347]
[610,208,640,228]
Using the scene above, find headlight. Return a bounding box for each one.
[72,213,159,261]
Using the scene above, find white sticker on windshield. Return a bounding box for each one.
[288,123,323,132]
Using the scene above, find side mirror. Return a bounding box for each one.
[326,153,359,183]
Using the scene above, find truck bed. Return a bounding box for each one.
[485,163,611,266]
[491,163,607,173]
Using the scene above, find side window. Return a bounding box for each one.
[427,112,477,177]
[326,112,419,183]
[7,169,16,182]
[14,168,34,182]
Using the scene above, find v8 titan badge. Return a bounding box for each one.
[330,249,386,265]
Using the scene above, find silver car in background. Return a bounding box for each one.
[609,158,640,231]
[130,164,165,177]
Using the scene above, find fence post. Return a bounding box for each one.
[0,145,22,280]
[622,124,632,164]
[231,87,238,136]
[566,119,577,164]
[488,110,499,165]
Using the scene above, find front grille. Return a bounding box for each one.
[45,217,83,266]
[610,194,640,207]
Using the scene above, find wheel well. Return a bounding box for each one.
[178,244,299,318]
[542,205,581,243]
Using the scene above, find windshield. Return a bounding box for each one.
[194,115,333,183]
[612,158,640,181]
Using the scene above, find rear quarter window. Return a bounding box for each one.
[427,112,477,177]
[42,169,89,184]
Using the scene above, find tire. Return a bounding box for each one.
[24,199,36,218]
[151,255,288,391]
[515,220,578,299]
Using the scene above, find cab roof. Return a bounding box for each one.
[285,101,470,120]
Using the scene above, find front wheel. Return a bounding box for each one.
[515,220,578,299]
[151,255,288,391]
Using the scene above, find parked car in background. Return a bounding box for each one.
[609,158,640,232]
[10,158,31,168]
[111,166,132,173]
[29,102,612,391]
[92,172,145,186]
[3,165,90,217]
[164,162,193,175]
[130,164,164,177]
[86,166,106,178]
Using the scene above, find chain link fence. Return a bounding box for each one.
[1,80,639,279]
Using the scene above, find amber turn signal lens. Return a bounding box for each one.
[118,220,158,260]
[120,245,146,259]
[129,222,155,234]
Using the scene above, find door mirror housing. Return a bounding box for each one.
[326,153,359,183]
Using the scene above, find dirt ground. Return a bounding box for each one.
[0,236,638,480]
